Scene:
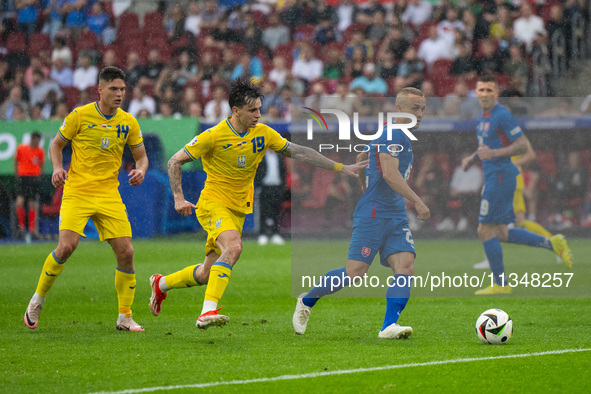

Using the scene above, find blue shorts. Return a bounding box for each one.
[479,170,517,225]
[348,215,416,267]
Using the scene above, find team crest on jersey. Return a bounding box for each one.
[362,247,371,257]
[101,137,110,150]
[237,155,246,167]
[215,218,221,228]
[188,136,199,146]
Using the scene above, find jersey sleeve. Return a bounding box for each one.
[378,129,407,158]
[126,116,144,149]
[500,109,523,142]
[183,130,214,160]
[265,126,289,152]
[58,110,80,141]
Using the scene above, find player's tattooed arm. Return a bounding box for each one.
[280,142,368,177]
[168,149,196,216]
[478,135,528,160]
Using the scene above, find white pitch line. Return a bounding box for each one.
[91,348,591,394]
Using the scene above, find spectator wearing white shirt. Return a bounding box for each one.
[49,57,73,87]
[127,85,157,117]
[73,54,98,91]
[401,0,433,27]
[204,85,232,123]
[418,25,452,69]
[437,8,465,50]
[513,2,546,52]
[269,57,288,88]
[51,36,73,67]
[184,1,201,37]
[291,45,323,83]
[337,0,357,32]
[448,152,484,231]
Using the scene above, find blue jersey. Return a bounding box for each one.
[354,125,413,218]
[477,103,523,178]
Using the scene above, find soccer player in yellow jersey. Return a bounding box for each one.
[149,78,367,329]
[24,67,149,331]
[474,141,573,269]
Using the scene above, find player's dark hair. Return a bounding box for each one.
[99,66,126,83]
[31,131,42,139]
[229,77,264,109]
[478,73,498,85]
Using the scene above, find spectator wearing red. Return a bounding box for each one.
[15,131,45,241]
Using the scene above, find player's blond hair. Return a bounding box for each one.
[395,87,424,106]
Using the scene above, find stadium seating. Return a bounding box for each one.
[62,86,80,111]
[301,168,336,209]
[118,12,140,32]
[28,33,51,57]
[6,32,27,53]
[143,11,164,31]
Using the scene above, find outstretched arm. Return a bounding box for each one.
[168,148,197,216]
[279,142,368,177]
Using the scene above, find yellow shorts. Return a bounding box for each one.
[59,194,132,241]
[196,198,245,256]
[513,173,526,214]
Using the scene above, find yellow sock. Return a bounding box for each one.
[204,262,232,303]
[36,251,66,297]
[164,264,202,289]
[520,220,553,238]
[115,268,136,316]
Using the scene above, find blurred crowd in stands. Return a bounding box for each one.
[1,0,590,122]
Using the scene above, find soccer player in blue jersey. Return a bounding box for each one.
[293,87,430,339]
[461,74,572,295]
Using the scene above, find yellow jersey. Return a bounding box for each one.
[184,117,289,214]
[58,102,143,197]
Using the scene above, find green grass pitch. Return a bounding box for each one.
[1,238,590,393]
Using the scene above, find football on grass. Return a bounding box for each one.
[476,308,513,344]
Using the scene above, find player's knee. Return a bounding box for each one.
[225,241,243,262]
[56,242,77,260]
[119,244,134,262]
[477,225,489,241]
[398,264,414,276]
[346,265,368,280]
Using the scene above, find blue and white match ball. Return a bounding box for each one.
[476,308,513,345]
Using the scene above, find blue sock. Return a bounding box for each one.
[382,274,412,331]
[483,238,505,286]
[508,228,553,250]
[302,267,350,308]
